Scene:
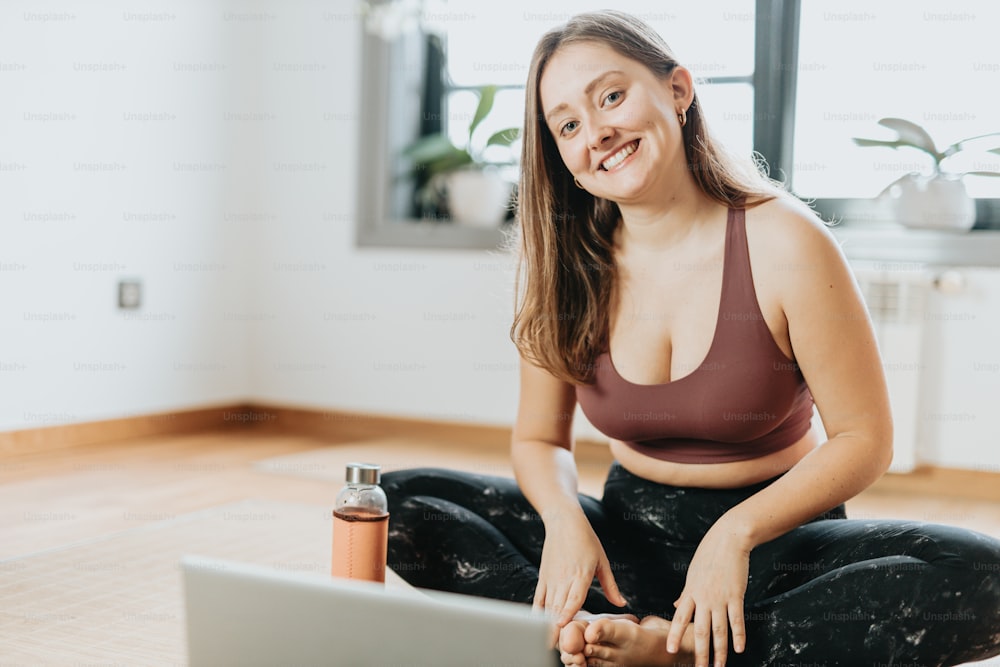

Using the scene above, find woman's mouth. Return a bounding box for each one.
[600,140,639,171]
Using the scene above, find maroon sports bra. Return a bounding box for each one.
[575,207,813,464]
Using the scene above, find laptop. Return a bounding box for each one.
[180,555,558,666]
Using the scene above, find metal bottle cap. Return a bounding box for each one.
[345,462,381,485]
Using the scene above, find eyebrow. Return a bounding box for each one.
[544,70,626,124]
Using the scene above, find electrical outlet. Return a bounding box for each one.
[118,280,142,309]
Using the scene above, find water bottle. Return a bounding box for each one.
[331,462,389,583]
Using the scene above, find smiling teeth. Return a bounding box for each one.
[602,141,637,170]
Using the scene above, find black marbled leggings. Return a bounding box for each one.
[383,463,1000,667]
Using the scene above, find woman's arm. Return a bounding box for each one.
[511,356,628,627]
[667,198,894,666]
[719,198,893,548]
[511,358,581,524]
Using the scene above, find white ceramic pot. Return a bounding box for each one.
[885,173,976,232]
[445,169,513,228]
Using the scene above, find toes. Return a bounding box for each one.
[559,650,586,666]
[584,617,635,646]
[583,618,609,645]
[583,643,627,667]
[559,620,589,655]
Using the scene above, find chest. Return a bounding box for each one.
[607,241,789,385]
[608,247,724,384]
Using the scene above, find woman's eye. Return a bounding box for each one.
[560,120,579,135]
[603,91,622,106]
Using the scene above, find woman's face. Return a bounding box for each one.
[538,41,691,205]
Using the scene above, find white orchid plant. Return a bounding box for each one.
[852,117,1000,195]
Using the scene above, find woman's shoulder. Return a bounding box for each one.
[744,194,842,263]
[743,195,857,315]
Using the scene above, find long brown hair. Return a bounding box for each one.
[510,10,784,385]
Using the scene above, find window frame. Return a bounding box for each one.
[354,0,1000,250]
[766,0,1000,229]
[355,25,509,249]
[356,3,775,249]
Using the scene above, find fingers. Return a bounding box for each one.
[548,586,570,627]
[545,579,585,627]
[547,623,560,650]
[711,609,729,667]
[535,584,559,647]
[665,596,693,653]
[558,577,589,626]
[693,606,712,667]
[595,557,628,607]
[670,603,734,667]
[729,601,746,654]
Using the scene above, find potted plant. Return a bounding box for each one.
[852,117,1000,231]
[403,85,521,227]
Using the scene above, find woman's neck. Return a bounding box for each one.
[614,183,721,253]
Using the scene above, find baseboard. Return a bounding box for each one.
[871,466,1000,503]
[2,403,996,502]
[251,404,515,448]
[0,404,253,457]
[0,403,519,458]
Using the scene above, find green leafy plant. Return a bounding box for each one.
[852,117,1000,179]
[403,85,521,176]
[403,85,521,219]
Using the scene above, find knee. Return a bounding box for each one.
[961,531,1000,595]
[913,524,1000,571]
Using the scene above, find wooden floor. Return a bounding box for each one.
[1,428,999,664]
[2,428,999,559]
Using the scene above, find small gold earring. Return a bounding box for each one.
[574,177,585,189]
[677,108,687,127]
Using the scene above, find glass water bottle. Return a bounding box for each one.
[331,462,389,583]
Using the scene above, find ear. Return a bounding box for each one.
[667,66,695,109]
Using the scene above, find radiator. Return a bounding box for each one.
[850,261,932,473]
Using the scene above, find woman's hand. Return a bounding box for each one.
[534,514,628,628]
[666,522,751,667]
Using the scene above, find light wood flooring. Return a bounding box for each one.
[2,429,998,559]
[1,429,999,664]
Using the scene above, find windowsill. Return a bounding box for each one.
[831,225,1000,267]
[356,220,511,251]
[356,215,1000,261]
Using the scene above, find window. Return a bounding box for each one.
[356,0,765,248]
[357,0,1000,250]
[789,0,1000,226]
[441,2,757,158]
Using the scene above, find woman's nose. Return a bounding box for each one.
[587,122,614,151]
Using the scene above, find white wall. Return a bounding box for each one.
[247,2,526,428]
[0,1,257,429]
[0,0,531,434]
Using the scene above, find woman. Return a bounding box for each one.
[383,10,1000,667]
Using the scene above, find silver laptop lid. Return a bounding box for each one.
[181,555,557,667]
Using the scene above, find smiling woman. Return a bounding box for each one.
[381,9,1000,667]
[518,22,779,386]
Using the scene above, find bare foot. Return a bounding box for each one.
[580,615,696,667]
[559,613,640,666]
